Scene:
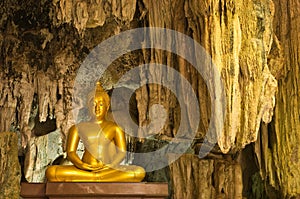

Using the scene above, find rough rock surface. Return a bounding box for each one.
[255,0,300,197]
[0,132,21,199]
[169,154,242,199]
[24,129,64,182]
[137,0,277,154]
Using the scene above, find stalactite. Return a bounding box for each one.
[0,78,17,133]
[255,0,300,197]
[169,154,243,199]
[138,0,277,154]
[51,0,137,33]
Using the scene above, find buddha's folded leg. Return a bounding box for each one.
[46,165,145,182]
[95,165,145,182]
[46,165,99,182]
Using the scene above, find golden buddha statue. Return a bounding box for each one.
[46,82,145,182]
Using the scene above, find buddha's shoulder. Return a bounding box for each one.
[105,121,121,129]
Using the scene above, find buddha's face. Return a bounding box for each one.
[94,95,109,120]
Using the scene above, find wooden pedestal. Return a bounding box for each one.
[20,182,169,199]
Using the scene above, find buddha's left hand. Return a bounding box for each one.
[91,164,113,172]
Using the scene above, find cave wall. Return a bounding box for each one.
[0,0,139,151]
[137,0,277,154]
[0,0,299,198]
[255,0,300,197]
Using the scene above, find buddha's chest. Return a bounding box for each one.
[77,123,114,158]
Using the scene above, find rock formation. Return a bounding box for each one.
[0,132,21,199]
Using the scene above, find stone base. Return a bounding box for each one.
[20,183,47,199]
[20,182,169,199]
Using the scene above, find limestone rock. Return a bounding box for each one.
[51,0,137,33]
[137,0,277,153]
[0,132,21,199]
[255,0,300,197]
[169,154,242,199]
[24,129,64,182]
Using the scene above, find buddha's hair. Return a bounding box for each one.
[95,82,110,106]
[87,82,110,110]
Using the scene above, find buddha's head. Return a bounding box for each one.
[88,82,110,121]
